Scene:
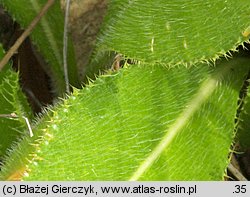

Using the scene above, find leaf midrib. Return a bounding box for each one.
[129,65,230,181]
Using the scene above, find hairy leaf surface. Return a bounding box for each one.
[0,45,31,160]
[98,0,250,64]
[0,57,249,180]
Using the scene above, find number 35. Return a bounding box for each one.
[234,185,246,193]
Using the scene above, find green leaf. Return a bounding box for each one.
[0,0,80,94]
[98,0,250,64]
[83,51,117,83]
[0,57,249,180]
[0,45,32,160]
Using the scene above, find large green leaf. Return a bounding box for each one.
[97,0,250,64]
[0,0,80,94]
[0,45,32,160]
[0,57,249,180]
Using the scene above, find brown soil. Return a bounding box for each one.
[61,0,108,80]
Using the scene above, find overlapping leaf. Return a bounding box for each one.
[97,0,250,64]
[0,45,31,160]
[0,57,249,180]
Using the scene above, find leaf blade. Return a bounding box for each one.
[0,45,32,160]
[1,57,249,180]
[98,0,250,64]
